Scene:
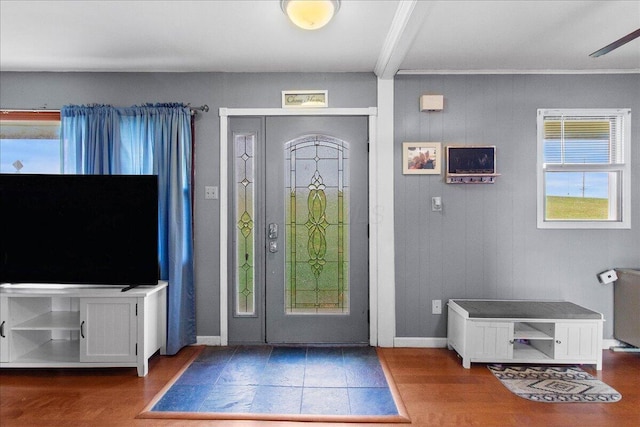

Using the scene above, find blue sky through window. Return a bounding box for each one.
[544,139,609,199]
[545,172,608,198]
[0,138,61,174]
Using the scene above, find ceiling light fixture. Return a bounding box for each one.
[281,0,341,31]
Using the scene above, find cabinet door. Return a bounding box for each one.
[0,296,9,362]
[80,298,137,363]
[468,321,514,359]
[554,322,598,360]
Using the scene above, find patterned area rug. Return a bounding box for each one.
[488,365,622,403]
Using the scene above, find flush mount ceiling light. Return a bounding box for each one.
[281,0,341,30]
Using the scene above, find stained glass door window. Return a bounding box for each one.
[234,133,256,315]
[284,135,349,314]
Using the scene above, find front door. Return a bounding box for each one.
[228,116,369,344]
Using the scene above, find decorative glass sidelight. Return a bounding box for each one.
[234,133,256,315]
[285,135,349,314]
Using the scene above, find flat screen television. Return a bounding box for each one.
[0,174,159,288]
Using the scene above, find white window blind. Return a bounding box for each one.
[543,114,625,165]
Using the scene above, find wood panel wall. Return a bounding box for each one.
[394,74,640,339]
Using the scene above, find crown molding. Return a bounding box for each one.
[396,69,640,75]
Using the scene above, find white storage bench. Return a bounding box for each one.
[447,299,604,370]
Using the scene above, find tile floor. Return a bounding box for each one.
[152,345,399,416]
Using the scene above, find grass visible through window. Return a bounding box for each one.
[546,196,608,220]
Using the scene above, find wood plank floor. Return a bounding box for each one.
[1,346,638,426]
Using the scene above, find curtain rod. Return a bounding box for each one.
[2,105,210,114]
[189,105,209,114]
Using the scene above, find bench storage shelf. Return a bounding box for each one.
[447,299,604,370]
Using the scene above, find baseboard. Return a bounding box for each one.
[194,336,617,350]
[195,336,222,346]
[604,339,622,349]
[393,337,448,348]
[394,338,619,350]
[195,336,446,347]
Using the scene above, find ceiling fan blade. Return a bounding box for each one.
[590,28,640,57]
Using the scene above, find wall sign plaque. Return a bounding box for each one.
[282,90,328,108]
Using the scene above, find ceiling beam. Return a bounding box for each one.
[374,0,433,79]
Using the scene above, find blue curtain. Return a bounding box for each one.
[61,103,196,355]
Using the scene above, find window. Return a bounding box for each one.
[285,135,350,314]
[537,109,631,229]
[0,111,61,174]
[233,132,256,316]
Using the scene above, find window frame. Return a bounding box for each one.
[536,108,631,229]
[0,109,62,174]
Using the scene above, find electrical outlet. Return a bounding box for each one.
[432,299,442,314]
[204,186,218,200]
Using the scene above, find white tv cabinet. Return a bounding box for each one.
[447,299,604,370]
[0,281,167,376]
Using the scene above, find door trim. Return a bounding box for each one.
[219,107,387,346]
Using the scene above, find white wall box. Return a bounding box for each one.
[420,94,444,111]
[447,299,603,370]
[0,282,167,376]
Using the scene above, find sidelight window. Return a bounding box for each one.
[234,133,256,315]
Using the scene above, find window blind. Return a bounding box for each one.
[543,114,624,165]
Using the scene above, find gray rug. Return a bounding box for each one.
[488,365,622,403]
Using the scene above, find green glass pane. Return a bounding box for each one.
[234,133,255,315]
[285,136,349,315]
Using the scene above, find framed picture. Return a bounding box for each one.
[402,142,442,175]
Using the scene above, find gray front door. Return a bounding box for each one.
[228,116,369,344]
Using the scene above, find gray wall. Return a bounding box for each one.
[0,71,376,338]
[394,74,640,339]
[2,72,638,342]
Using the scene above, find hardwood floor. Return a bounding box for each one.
[1,346,638,426]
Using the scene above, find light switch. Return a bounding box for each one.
[432,196,442,211]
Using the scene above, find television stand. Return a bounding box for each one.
[0,282,167,376]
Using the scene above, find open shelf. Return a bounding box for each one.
[514,322,554,340]
[513,342,552,360]
[12,311,80,331]
[13,339,80,363]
